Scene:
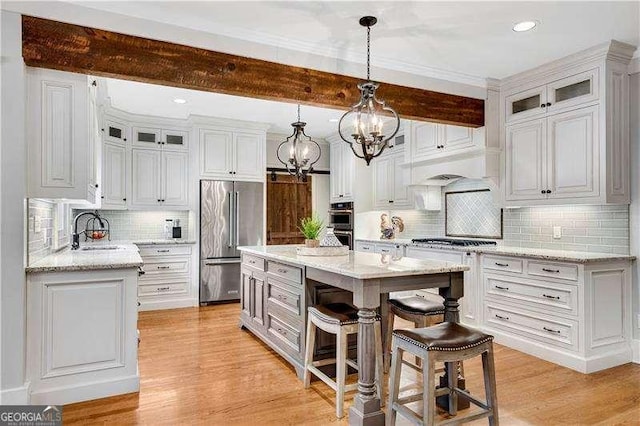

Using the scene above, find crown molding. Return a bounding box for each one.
[628,57,640,75]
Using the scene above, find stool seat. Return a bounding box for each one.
[309,303,359,325]
[388,296,445,315]
[394,322,494,352]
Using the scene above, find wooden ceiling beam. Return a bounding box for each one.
[22,15,484,127]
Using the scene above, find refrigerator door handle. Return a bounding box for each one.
[227,192,233,248]
[235,191,240,248]
[204,258,241,266]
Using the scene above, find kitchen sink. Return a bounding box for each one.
[80,245,123,251]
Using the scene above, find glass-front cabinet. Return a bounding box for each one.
[505,85,547,123]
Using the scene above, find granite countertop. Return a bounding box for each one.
[355,238,635,264]
[238,245,469,280]
[26,244,144,273]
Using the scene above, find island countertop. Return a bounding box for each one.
[238,245,469,280]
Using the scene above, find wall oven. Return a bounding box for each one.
[328,202,353,230]
[333,230,353,249]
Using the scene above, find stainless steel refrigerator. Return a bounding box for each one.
[200,180,263,304]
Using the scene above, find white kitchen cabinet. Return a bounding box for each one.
[26,68,99,203]
[505,105,600,203]
[131,149,188,209]
[501,42,632,205]
[27,267,140,404]
[406,121,480,164]
[199,128,265,181]
[372,150,412,209]
[329,141,357,203]
[505,69,599,124]
[102,142,128,208]
[505,119,547,201]
[132,126,188,151]
[481,254,632,373]
[137,244,194,311]
[103,117,129,145]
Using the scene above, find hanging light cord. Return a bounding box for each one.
[366,25,371,81]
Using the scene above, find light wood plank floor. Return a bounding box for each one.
[64,304,640,425]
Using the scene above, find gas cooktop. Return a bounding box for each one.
[411,238,497,247]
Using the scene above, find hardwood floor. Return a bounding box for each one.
[63,304,640,425]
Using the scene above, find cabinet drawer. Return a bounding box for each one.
[268,261,302,284]
[243,254,265,271]
[482,256,523,274]
[267,310,302,354]
[355,242,375,252]
[486,304,578,351]
[485,275,577,316]
[141,259,190,276]
[138,245,191,257]
[267,278,303,317]
[527,261,578,281]
[138,281,188,296]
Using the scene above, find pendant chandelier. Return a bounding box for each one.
[276,105,322,180]
[338,16,400,165]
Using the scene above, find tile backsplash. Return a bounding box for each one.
[28,199,55,264]
[73,210,191,241]
[374,178,630,255]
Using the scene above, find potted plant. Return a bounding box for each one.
[299,215,324,248]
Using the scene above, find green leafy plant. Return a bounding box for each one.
[299,215,324,240]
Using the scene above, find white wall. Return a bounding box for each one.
[0,10,28,403]
[629,66,640,350]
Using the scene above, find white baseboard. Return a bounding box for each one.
[632,339,640,363]
[29,374,139,405]
[0,382,30,404]
[485,327,632,374]
[138,297,196,311]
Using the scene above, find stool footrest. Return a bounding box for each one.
[435,410,492,426]
[307,365,358,393]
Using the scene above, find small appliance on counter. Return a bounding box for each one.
[172,219,182,239]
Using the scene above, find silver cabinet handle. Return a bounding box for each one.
[543,327,561,334]
[157,249,170,253]
[495,285,509,291]
[542,268,560,273]
[277,268,287,273]
[495,262,509,267]
[157,266,170,270]
[495,314,509,320]
[248,259,256,264]
[157,286,170,291]
[542,294,560,300]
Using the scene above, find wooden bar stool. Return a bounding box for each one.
[387,322,499,426]
[384,296,445,373]
[303,303,384,419]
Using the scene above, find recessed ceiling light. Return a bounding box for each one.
[173,98,187,104]
[328,118,339,123]
[513,21,537,32]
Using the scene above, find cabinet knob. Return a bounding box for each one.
[541,190,545,194]
[101,196,105,199]
[546,102,552,107]
[123,198,127,202]
[540,104,546,108]
[95,184,99,188]
[124,138,127,141]
[388,200,394,203]
[157,199,161,202]
[546,190,552,194]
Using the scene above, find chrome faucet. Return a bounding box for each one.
[71,211,105,250]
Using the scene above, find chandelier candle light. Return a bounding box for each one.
[277,104,322,180]
[338,16,400,165]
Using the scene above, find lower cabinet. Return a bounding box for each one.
[480,255,632,373]
[27,267,140,405]
[137,244,194,311]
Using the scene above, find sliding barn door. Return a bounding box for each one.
[266,174,312,245]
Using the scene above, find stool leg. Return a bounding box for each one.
[386,339,403,426]
[446,361,458,416]
[482,343,499,426]
[303,316,315,388]
[374,321,384,406]
[424,352,436,426]
[336,327,348,419]
[384,309,395,374]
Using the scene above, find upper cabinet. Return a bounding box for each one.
[329,141,355,202]
[199,128,266,182]
[406,121,480,164]
[505,69,599,124]
[132,126,188,151]
[26,68,100,203]
[502,41,634,206]
[372,148,412,209]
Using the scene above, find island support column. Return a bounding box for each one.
[349,279,385,426]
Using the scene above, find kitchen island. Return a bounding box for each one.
[238,245,469,426]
